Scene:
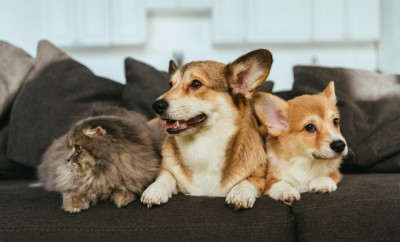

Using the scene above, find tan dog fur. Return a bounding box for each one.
[254,82,348,205]
[141,49,273,209]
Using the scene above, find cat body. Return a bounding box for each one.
[38,106,160,213]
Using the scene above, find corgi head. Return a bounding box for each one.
[152,49,273,136]
[254,81,348,161]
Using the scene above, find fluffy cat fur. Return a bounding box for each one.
[38,106,160,213]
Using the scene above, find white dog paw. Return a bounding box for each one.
[268,182,301,205]
[309,177,337,194]
[225,181,258,210]
[140,182,172,208]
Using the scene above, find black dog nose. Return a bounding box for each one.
[330,140,346,153]
[152,99,169,115]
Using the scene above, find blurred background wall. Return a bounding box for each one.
[0,0,398,91]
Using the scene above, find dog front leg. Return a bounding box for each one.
[225,174,266,210]
[308,176,337,194]
[267,180,301,205]
[308,168,341,194]
[140,170,178,208]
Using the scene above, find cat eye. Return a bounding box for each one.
[190,80,202,89]
[75,145,83,153]
[305,124,316,133]
[67,149,79,163]
[333,118,340,127]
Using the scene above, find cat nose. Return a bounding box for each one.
[330,140,346,153]
[152,99,169,115]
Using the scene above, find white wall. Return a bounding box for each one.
[70,12,378,89]
[379,0,400,75]
[0,0,397,91]
[0,0,41,53]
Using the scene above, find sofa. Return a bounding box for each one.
[1,40,399,242]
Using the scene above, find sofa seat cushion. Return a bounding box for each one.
[292,173,400,242]
[0,180,295,241]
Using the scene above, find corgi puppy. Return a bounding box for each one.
[253,82,347,205]
[140,49,273,209]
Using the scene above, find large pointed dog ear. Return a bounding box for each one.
[253,93,289,137]
[169,60,178,76]
[225,49,273,98]
[320,81,337,104]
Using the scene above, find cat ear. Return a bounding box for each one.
[253,92,289,137]
[83,126,107,136]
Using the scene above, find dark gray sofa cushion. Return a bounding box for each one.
[292,173,400,242]
[7,41,124,168]
[0,41,35,179]
[0,125,35,179]
[0,180,295,242]
[122,58,170,119]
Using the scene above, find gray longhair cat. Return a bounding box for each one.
[38,106,161,213]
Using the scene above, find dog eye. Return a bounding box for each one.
[168,82,173,88]
[305,124,316,133]
[333,118,340,127]
[190,80,202,89]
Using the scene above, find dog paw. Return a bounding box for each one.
[268,182,301,205]
[111,190,135,208]
[62,193,90,213]
[309,177,337,193]
[140,182,172,208]
[225,181,258,210]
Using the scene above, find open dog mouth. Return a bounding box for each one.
[162,114,207,134]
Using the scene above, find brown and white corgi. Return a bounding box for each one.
[253,82,347,205]
[140,49,273,209]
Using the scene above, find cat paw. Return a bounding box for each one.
[140,182,172,208]
[62,193,90,213]
[268,182,301,205]
[111,190,135,208]
[309,177,337,193]
[225,181,257,210]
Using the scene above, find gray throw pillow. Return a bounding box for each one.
[0,41,34,117]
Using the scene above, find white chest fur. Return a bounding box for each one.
[176,118,237,196]
[268,152,340,193]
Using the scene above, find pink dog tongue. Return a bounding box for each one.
[164,114,206,132]
[165,120,189,130]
